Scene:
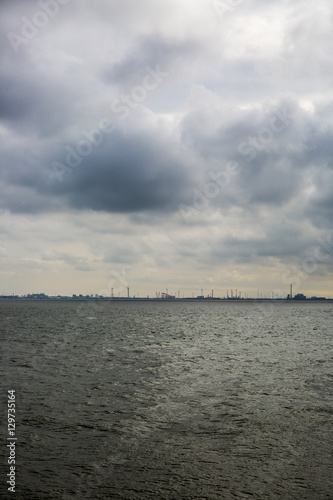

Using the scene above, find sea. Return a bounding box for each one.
[1,299,333,500]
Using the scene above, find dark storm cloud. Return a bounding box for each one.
[1,88,333,223]
[0,1,202,216]
[0,124,194,214]
[52,130,191,214]
[0,51,87,138]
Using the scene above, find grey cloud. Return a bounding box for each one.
[53,130,192,214]
[0,54,86,137]
[103,34,200,87]
[41,252,95,272]
[2,93,333,223]
[208,225,316,265]
[0,127,194,215]
[305,169,333,229]
[180,94,333,218]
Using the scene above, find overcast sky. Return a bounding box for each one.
[1,0,332,298]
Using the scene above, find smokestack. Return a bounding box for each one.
[212,289,213,299]
[290,284,292,300]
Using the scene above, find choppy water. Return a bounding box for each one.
[1,300,333,499]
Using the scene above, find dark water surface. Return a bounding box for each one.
[1,300,333,499]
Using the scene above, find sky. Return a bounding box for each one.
[0,0,333,298]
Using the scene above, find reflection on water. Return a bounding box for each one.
[1,300,333,499]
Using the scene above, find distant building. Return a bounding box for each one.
[294,293,306,300]
[161,292,175,299]
[27,293,48,299]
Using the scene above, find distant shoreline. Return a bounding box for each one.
[1,297,332,302]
